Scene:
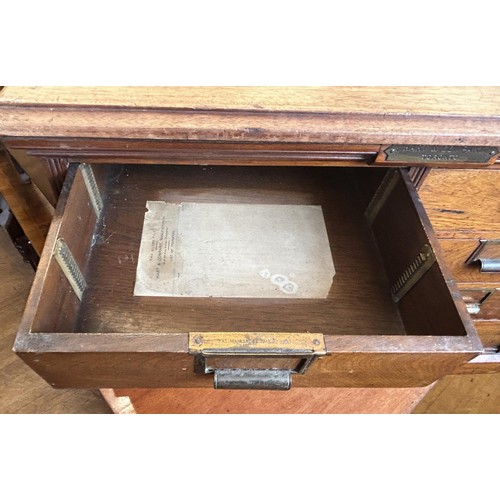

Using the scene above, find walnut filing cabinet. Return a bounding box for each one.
[1,87,499,390]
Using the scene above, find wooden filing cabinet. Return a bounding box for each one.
[0,86,499,390]
[418,169,500,363]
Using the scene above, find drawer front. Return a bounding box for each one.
[473,321,500,350]
[418,169,500,235]
[440,239,500,285]
[417,168,500,371]
[14,163,482,389]
[461,288,500,321]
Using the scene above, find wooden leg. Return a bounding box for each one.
[0,151,54,255]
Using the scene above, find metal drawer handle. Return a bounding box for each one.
[466,240,500,273]
[189,332,326,390]
[214,369,291,390]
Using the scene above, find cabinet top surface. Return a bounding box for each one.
[2,86,500,115]
[1,87,500,144]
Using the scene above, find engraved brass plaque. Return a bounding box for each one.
[189,332,326,381]
[384,145,499,164]
[189,332,326,354]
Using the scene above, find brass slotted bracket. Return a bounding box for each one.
[466,240,500,273]
[391,244,437,303]
[188,332,326,390]
[53,238,86,300]
[364,170,400,225]
[79,163,103,218]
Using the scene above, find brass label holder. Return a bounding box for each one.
[378,145,499,166]
[189,332,326,390]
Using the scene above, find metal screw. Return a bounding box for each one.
[312,339,320,346]
[194,336,202,345]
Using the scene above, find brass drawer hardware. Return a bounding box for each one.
[391,244,437,303]
[79,163,103,218]
[364,170,399,225]
[53,238,86,300]
[383,145,499,165]
[466,240,500,273]
[189,332,326,390]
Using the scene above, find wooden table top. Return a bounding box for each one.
[1,86,500,144]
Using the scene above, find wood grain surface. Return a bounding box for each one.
[465,291,500,321]
[14,163,481,388]
[5,139,380,167]
[0,227,110,413]
[77,165,404,337]
[414,373,500,413]
[3,86,499,410]
[6,148,60,206]
[102,373,500,413]
[2,87,500,115]
[474,321,500,349]
[0,150,53,254]
[1,87,500,145]
[418,169,500,235]
[439,239,500,285]
[0,219,494,414]
[101,386,432,414]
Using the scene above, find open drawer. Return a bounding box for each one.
[14,163,483,389]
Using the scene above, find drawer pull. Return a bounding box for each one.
[466,240,500,273]
[214,369,291,390]
[189,332,325,390]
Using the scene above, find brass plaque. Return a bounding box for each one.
[189,332,326,355]
[384,145,499,164]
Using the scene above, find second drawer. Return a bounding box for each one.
[440,239,500,285]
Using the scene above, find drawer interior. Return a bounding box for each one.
[30,163,470,339]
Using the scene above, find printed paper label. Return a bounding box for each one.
[134,202,335,298]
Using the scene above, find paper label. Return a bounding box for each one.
[133,202,335,298]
